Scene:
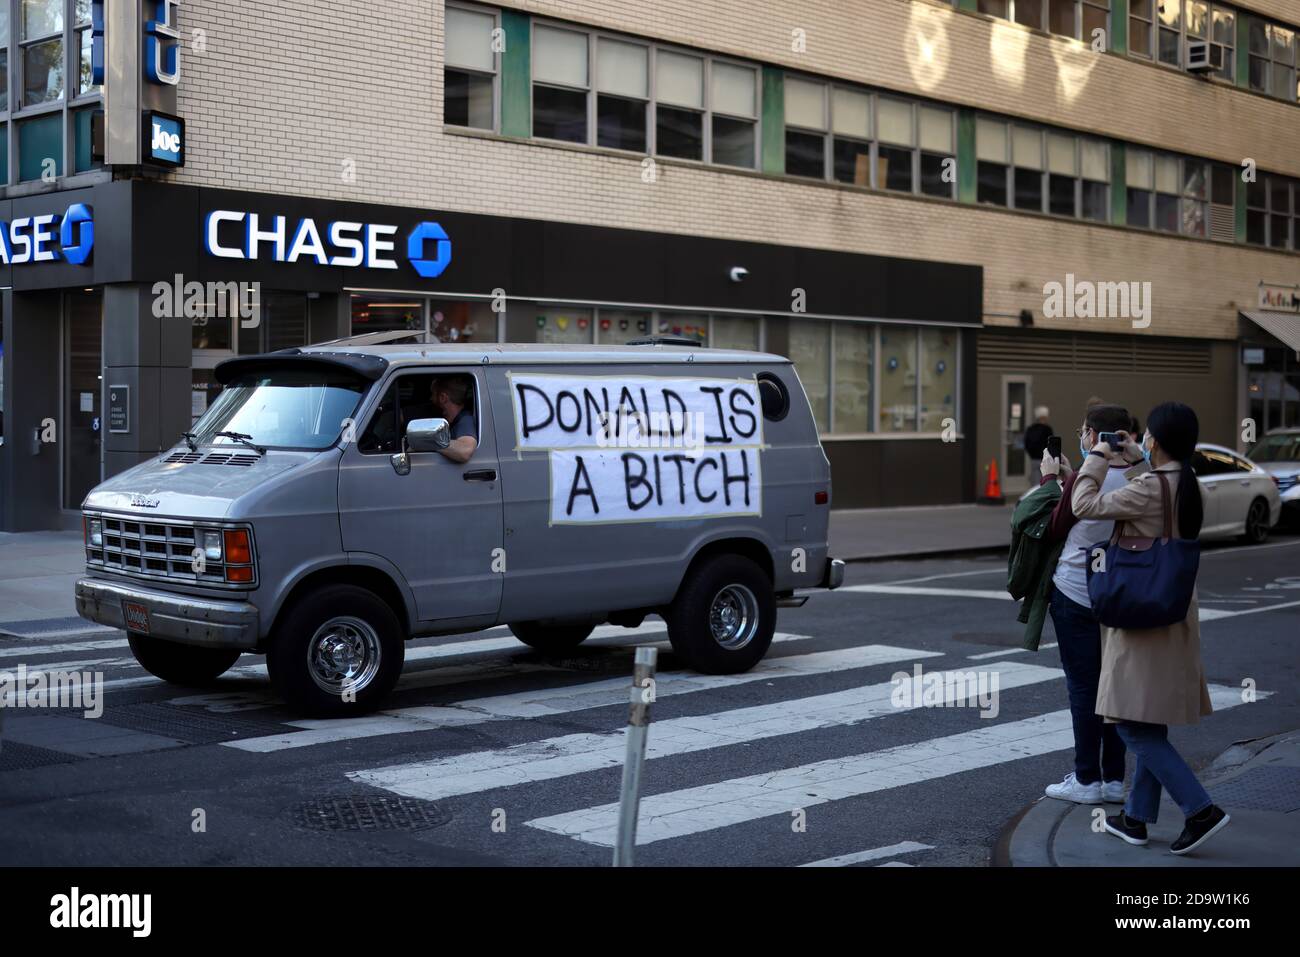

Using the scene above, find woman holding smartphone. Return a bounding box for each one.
[1070,401,1231,855]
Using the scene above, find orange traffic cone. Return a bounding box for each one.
[980,458,1004,505]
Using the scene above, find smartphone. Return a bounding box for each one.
[1097,431,1125,449]
[1047,435,1062,460]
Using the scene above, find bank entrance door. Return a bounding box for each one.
[1000,375,1032,497]
[64,291,103,510]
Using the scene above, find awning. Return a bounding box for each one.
[1241,310,1300,352]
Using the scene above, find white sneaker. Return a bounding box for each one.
[1045,773,1103,804]
[1102,780,1125,803]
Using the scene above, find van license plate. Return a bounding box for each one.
[122,601,151,635]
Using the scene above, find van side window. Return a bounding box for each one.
[757,372,790,422]
[356,373,480,454]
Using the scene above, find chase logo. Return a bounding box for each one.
[0,203,94,266]
[149,113,184,166]
[407,222,452,278]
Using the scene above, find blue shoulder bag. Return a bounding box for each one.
[1086,471,1200,630]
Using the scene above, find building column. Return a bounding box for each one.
[101,284,192,482]
[0,290,62,531]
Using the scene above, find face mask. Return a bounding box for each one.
[1141,436,1153,464]
[1079,435,1090,459]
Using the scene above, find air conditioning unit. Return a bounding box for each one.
[1186,39,1223,73]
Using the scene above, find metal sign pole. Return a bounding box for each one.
[613,646,657,867]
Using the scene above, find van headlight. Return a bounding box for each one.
[203,530,223,561]
[88,519,103,547]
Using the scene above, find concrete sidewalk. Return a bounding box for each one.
[1001,730,1300,866]
[0,503,1016,635]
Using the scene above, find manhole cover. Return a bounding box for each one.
[1209,766,1300,813]
[0,740,83,772]
[292,796,451,832]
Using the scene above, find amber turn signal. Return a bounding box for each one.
[223,529,252,564]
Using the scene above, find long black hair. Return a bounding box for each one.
[1146,401,1204,539]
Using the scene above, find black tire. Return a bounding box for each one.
[509,621,595,654]
[265,584,404,717]
[665,554,775,674]
[126,633,241,687]
[1241,498,1271,545]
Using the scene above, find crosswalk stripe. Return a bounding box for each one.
[525,684,1256,847]
[0,637,129,660]
[798,841,933,867]
[836,584,1013,600]
[228,639,917,753]
[350,659,1059,802]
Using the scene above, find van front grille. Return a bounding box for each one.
[83,513,257,588]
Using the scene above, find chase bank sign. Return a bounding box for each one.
[204,211,451,277]
[0,204,94,266]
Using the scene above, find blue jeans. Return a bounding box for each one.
[1049,587,1126,785]
[1115,721,1213,823]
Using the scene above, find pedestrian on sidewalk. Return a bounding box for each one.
[1037,403,1133,807]
[1071,401,1231,856]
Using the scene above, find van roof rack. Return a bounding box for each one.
[625,336,703,347]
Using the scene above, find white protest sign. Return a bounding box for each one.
[509,373,763,452]
[549,447,761,524]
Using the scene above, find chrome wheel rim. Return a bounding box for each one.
[709,584,760,650]
[307,616,382,696]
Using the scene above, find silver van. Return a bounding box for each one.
[75,340,843,715]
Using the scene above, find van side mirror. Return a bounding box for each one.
[405,417,451,452]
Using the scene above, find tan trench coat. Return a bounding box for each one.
[1071,454,1214,726]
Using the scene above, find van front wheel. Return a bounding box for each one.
[666,555,775,674]
[509,621,594,654]
[127,633,241,687]
[266,585,404,717]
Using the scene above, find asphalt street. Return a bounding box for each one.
[2,532,1297,867]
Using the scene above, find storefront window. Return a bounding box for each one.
[711,315,761,351]
[919,327,958,432]
[596,309,651,343]
[350,294,424,336]
[656,311,708,344]
[788,319,830,433]
[833,323,873,433]
[536,308,593,343]
[430,299,493,342]
[878,325,918,432]
[192,312,233,351]
[240,292,308,354]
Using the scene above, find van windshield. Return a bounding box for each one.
[193,369,368,451]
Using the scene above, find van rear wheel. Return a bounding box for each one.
[666,554,775,674]
[127,633,241,687]
[266,585,404,717]
[509,621,594,654]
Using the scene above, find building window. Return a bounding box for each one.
[74,0,97,97]
[596,37,648,151]
[1011,125,1043,212]
[445,4,497,130]
[1132,1,1235,80]
[784,76,826,178]
[532,24,589,143]
[710,61,758,168]
[655,49,704,161]
[977,118,1009,207]
[1153,153,1181,232]
[876,97,915,193]
[239,293,308,355]
[831,87,871,186]
[711,315,762,351]
[878,326,919,433]
[21,0,64,107]
[919,328,958,433]
[978,0,1109,40]
[1247,174,1297,249]
[788,319,830,433]
[1249,19,1297,101]
[1081,139,1110,221]
[1126,148,1154,227]
[918,105,955,198]
[1130,0,1155,58]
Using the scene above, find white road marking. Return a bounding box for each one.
[798,841,934,867]
[967,642,1056,661]
[836,584,1014,600]
[1198,599,1300,622]
[228,639,912,753]
[877,569,1005,586]
[0,637,129,660]
[350,660,1059,802]
[525,684,1257,847]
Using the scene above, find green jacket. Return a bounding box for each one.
[1007,483,1065,651]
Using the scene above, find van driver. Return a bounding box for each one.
[431,375,478,464]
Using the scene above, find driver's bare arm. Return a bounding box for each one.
[439,436,478,464]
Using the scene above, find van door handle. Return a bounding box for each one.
[464,469,496,482]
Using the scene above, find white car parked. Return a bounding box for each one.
[1245,429,1300,525]
[1190,443,1283,544]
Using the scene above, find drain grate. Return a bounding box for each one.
[292,796,451,832]
[1210,766,1300,813]
[0,740,84,772]
[97,702,293,745]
